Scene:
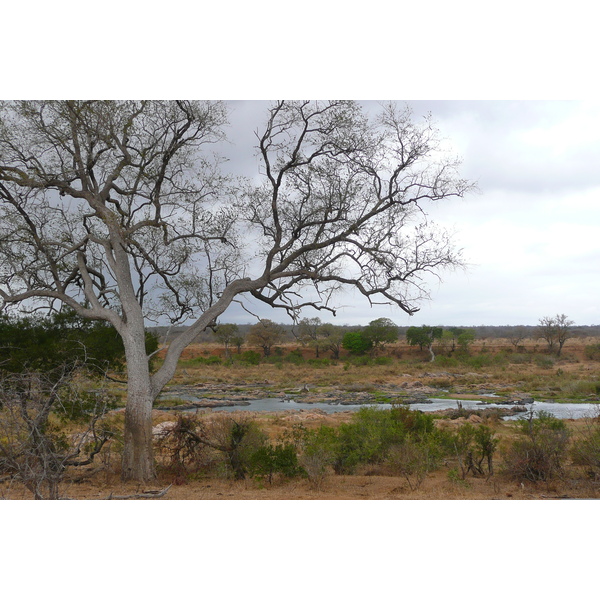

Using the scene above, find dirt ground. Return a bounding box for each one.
[32,470,599,501]
[4,458,598,500]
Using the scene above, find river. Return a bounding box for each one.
[181,396,599,420]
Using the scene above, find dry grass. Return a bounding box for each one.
[4,459,599,500]
[165,337,600,391]
[3,409,600,500]
[3,336,600,500]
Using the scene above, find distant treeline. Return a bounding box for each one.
[150,323,600,345]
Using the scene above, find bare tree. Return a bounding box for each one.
[318,322,345,359]
[294,316,323,357]
[0,367,112,499]
[0,100,473,481]
[538,314,574,356]
[507,326,528,350]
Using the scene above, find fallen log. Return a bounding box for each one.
[106,484,172,500]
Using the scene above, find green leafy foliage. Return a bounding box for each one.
[584,344,600,361]
[0,311,159,377]
[447,423,498,478]
[236,350,262,365]
[342,331,373,356]
[303,405,441,475]
[363,318,399,351]
[405,325,443,350]
[570,412,600,478]
[503,410,570,481]
[248,443,304,484]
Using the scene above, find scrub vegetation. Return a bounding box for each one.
[2,326,600,500]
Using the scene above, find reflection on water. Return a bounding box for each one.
[184,396,599,420]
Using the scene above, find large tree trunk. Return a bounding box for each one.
[122,387,156,481]
[121,328,158,482]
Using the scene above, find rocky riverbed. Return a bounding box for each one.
[155,378,541,412]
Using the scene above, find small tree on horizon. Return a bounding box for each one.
[538,314,574,356]
[342,330,373,356]
[318,323,345,359]
[363,318,399,355]
[406,325,443,362]
[295,317,323,357]
[246,319,286,357]
[213,323,240,358]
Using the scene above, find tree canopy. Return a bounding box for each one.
[363,318,399,352]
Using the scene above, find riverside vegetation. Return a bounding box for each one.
[3,332,600,500]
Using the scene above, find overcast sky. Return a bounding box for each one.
[5,7,599,329]
[213,100,600,328]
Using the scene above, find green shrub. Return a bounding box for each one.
[192,355,223,366]
[503,411,570,481]
[306,358,331,368]
[300,426,338,489]
[534,355,555,369]
[374,356,393,365]
[265,355,284,365]
[342,331,373,356]
[284,350,305,365]
[325,405,441,474]
[330,408,404,473]
[433,355,458,368]
[248,443,304,484]
[584,344,600,361]
[238,351,262,365]
[466,353,507,368]
[509,353,532,365]
[349,355,373,366]
[570,411,600,478]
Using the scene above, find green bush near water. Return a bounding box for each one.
[302,405,443,475]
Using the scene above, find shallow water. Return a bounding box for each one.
[181,396,599,420]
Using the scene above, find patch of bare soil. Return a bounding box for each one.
[5,467,598,501]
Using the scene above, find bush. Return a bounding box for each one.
[192,355,223,366]
[433,355,459,368]
[300,426,338,490]
[342,331,373,356]
[570,410,600,479]
[307,358,331,368]
[349,355,373,367]
[333,407,408,472]
[387,438,436,490]
[534,355,555,369]
[238,351,262,365]
[465,353,507,369]
[196,415,268,480]
[374,356,393,365]
[284,350,305,365]
[248,443,304,484]
[0,369,114,499]
[509,353,532,365]
[503,411,570,481]
[584,344,600,361]
[317,405,441,475]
